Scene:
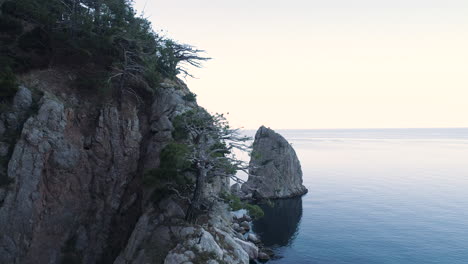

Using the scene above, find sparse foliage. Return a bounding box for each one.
[0,0,209,92]
[144,142,194,202]
[168,108,252,222]
[222,192,264,219]
[182,91,197,102]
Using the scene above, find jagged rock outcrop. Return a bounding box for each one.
[162,203,252,264]
[0,69,254,264]
[115,201,252,264]
[0,86,144,263]
[0,85,33,188]
[242,126,307,199]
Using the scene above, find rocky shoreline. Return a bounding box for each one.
[162,202,274,264]
[0,70,306,264]
[231,210,275,262]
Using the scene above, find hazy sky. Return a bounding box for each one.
[133,0,468,129]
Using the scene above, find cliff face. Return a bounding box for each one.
[0,69,241,264]
[242,126,307,199]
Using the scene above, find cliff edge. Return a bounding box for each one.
[0,70,254,264]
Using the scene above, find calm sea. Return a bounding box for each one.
[248,128,468,264]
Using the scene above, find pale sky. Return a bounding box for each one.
[133,0,468,129]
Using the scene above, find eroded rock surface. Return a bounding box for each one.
[0,92,143,263]
[0,70,252,264]
[242,126,307,199]
[163,203,252,264]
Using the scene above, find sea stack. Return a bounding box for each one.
[241,126,308,199]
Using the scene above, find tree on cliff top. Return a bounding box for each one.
[144,108,251,222]
[173,108,251,222]
[0,0,208,93]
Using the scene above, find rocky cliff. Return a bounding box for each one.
[0,69,255,264]
[241,126,308,199]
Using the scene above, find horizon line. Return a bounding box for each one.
[239,127,468,130]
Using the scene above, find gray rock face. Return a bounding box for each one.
[230,183,242,197]
[144,83,197,170]
[247,233,260,244]
[115,202,250,264]
[233,238,258,260]
[0,78,152,263]
[162,204,251,264]
[0,85,34,184]
[12,86,33,112]
[0,142,8,157]
[0,93,144,264]
[242,126,307,199]
[7,85,33,128]
[0,72,250,264]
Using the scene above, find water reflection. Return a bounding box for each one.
[252,197,303,247]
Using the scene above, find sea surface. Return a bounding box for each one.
[247,128,468,264]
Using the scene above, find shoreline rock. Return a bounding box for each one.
[230,210,275,262]
[0,71,277,264]
[241,126,308,199]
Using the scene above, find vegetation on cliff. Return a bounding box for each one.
[0,0,207,99]
[0,1,268,263]
[222,192,264,219]
[0,0,260,238]
[0,0,208,188]
[144,108,255,222]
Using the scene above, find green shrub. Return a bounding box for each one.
[250,151,262,160]
[144,142,194,202]
[0,66,18,99]
[172,109,214,141]
[222,192,265,219]
[17,27,49,52]
[74,71,109,93]
[1,0,208,98]
[182,92,197,102]
[0,15,23,36]
[245,203,264,219]
[142,56,163,89]
[190,246,219,264]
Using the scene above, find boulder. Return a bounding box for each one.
[247,233,260,244]
[5,85,32,130]
[240,221,250,231]
[232,223,240,231]
[12,86,32,112]
[242,126,307,199]
[234,238,258,260]
[258,252,270,262]
[240,214,252,222]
